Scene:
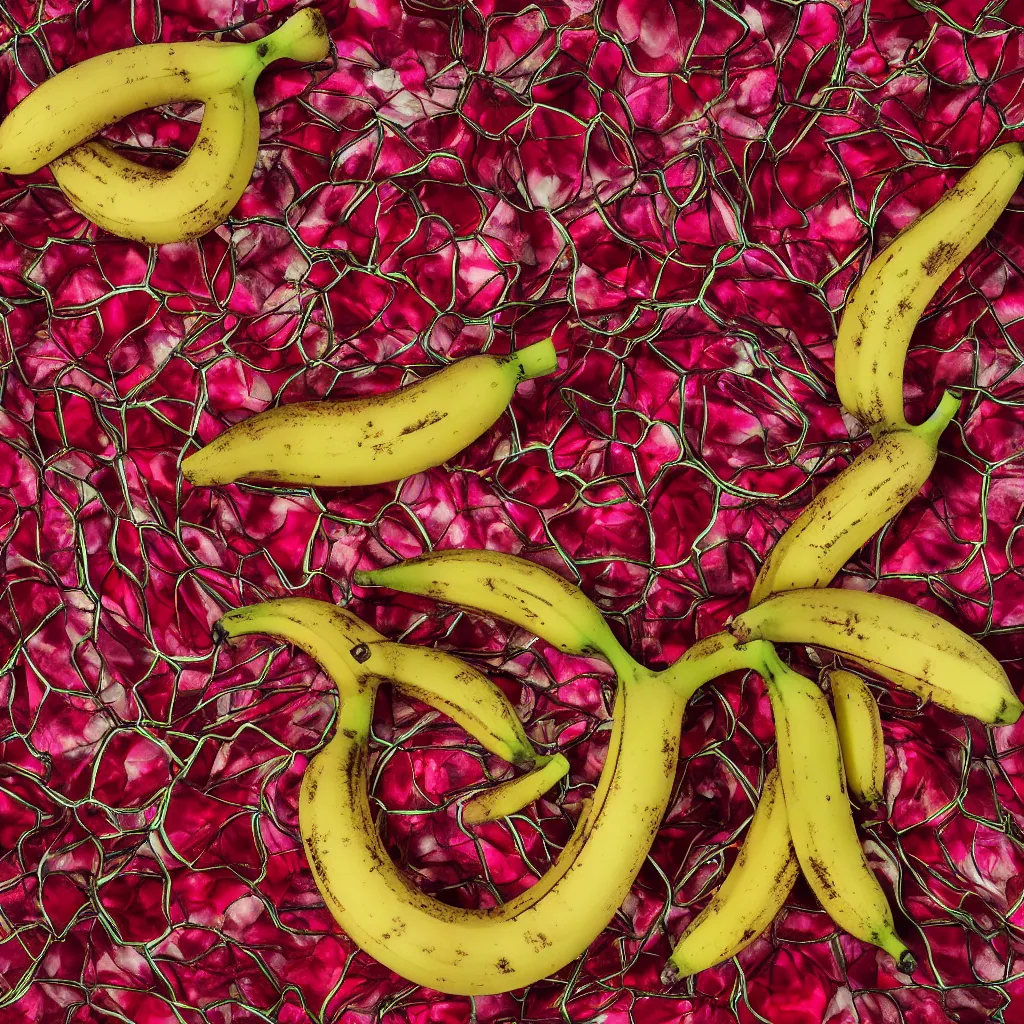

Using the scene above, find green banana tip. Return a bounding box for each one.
[515,336,559,380]
[995,697,1024,726]
[351,569,378,587]
[914,388,962,443]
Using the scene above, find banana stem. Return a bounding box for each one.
[660,634,776,703]
[513,337,558,379]
[756,643,790,688]
[255,9,330,66]
[912,388,961,445]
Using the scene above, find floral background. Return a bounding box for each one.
[2,0,1024,1020]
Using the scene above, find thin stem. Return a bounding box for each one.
[658,633,775,703]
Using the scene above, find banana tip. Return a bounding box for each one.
[352,570,375,586]
[212,619,231,645]
[726,618,752,644]
[896,949,917,975]
[995,698,1024,726]
[660,962,682,986]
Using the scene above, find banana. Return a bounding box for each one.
[218,599,539,781]
[217,597,771,995]
[749,390,960,605]
[826,668,885,805]
[729,587,1023,725]
[354,546,637,679]
[759,649,914,971]
[662,767,798,981]
[834,143,1024,432]
[373,641,538,769]
[49,85,259,244]
[463,754,570,825]
[0,9,328,174]
[181,340,558,489]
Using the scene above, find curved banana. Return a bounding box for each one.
[662,767,798,981]
[218,599,539,779]
[826,668,885,806]
[49,84,259,244]
[354,547,637,679]
[835,143,1024,432]
[749,390,960,605]
[463,754,570,825]
[373,641,537,769]
[0,9,328,174]
[729,588,1023,725]
[182,340,558,488]
[217,597,770,995]
[760,649,914,971]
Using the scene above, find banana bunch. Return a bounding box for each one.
[182,338,557,488]
[0,10,329,243]
[758,648,915,971]
[192,145,1024,993]
[661,148,1024,977]
[218,551,775,995]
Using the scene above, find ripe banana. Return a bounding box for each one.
[760,649,914,971]
[0,10,328,175]
[662,767,798,981]
[50,85,260,244]
[354,546,638,679]
[826,668,885,806]
[217,596,771,994]
[749,390,960,605]
[372,640,538,770]
[218,599,541,790]
[729,588,1023,725]
[834,143,1024,432]
[463,754,570,825]
[182,340,558,488]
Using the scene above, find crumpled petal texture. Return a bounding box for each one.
[2,0,1024,1020]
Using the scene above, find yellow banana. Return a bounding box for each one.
[834,143,1024,432]
[760,649,914,971]
[463,754,570,825]
[0,9,328,174]
[217,596,770,995]
[729,587,1023,725]
[749,390,960,605]
[217,600,540,781]
[50,85,259,244]
[826,668,885,806]
[373,641,538,769]
[354,547,637,679]
[182,340,557,488]
[662,767,798,981]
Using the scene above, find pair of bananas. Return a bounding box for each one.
[190,143,1023,993]
[0,10,329,242]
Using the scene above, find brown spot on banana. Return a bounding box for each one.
[921,240,959,275]
[399,410,449,435]
[806,855,840,899]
